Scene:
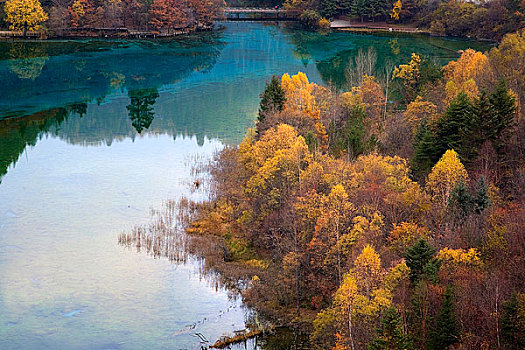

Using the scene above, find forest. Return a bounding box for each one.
[286,0,525,40]
[1,0,524,40]
[0,0,225,36]
[187,28,525,349]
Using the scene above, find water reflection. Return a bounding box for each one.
[0,104,86,183]
[127,88,159,134]
[8,43,49,80]
[281,26,491,88]
[0,31,226,119]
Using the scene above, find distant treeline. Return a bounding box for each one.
[0,0,226,37]
[286,0,525,40]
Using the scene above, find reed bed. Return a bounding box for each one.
[118,197,199,263]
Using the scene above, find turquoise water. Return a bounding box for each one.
[0,22,489,349]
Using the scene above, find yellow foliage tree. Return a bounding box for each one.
[489,29,525,116]
[391,0,402,21]
[348,153,430,223]
[393,53,421,101]
[443,49,490,90]
[4,0,48,36]
[437,247,482,267]
[320,246,408,350]
[426,149,469,208]
[282,72,314,111]
[354,244,381,295]
[281,72,329,150]
[244,124,311,219]
[389,222,430,253]
[318,184,356,283]
[8,43,48,80]
[404,96,438,133]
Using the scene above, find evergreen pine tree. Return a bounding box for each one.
[369,306,412,350]
[435,92,475,162]
[351,0,368,21]
[337,0,352,15]
[429,287,459,350]
[488,79,517,152]
[320,0,339,18]
[474,176,491,214]
[258,75,285,122]
[448,181,474,217]
[127,88,159,134]
[404,239,438,284]
[501,293,525,349]
[411,119,439,179]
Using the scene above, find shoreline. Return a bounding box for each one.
[0,26,212,40]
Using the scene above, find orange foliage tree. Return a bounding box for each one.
[149,0,187,32]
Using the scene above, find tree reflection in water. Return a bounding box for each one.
[126,88,160,134]
[8,43,49,80]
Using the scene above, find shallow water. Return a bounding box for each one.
[0,22,490,349]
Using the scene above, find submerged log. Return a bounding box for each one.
[211,328,267,349]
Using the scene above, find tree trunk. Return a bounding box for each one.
[348,303,355,350]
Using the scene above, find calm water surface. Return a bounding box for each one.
[0,22,489,349]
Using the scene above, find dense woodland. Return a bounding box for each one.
[286,0,525,40]
[0,0,225,36]
[187,28,525,349]
[1,0,524,39]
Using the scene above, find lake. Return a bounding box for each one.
[0,22,489,349]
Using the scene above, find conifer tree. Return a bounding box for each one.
[404,239,439,284]
[487,79,516,152]
[369,306,412,350]
[501,293,525,349]
[429,287,459,350]
[473,176,491,214]
[351,0,368,21]
[411,119,438,178]
[320,0,339,18]
[434,92,475,162]
[448,181,474,217]
[258,75,286,122]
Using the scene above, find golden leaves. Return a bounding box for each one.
[5,0,48,32]
[426,149,469,207]
[437,247,482,267]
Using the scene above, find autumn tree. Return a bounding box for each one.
[104,0,124,27]
[442,49,491,102]
[7,43,48,80]
[314,246,408,349]
[281,72,329,150]
[390,0,402,21]
[426,149,469,208]
[393,53,421,103]
[403,96,438,134]
[187,0,225,28]
[4,0,48,36]
[149,0,186,32]
[489,29,525,116]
